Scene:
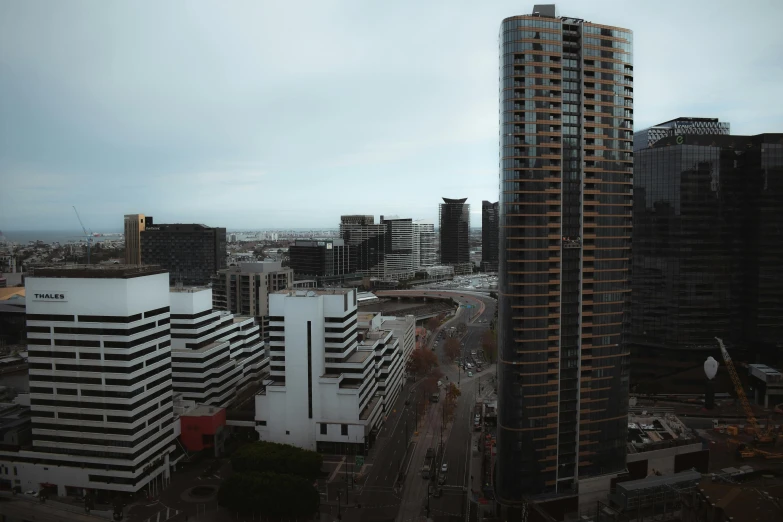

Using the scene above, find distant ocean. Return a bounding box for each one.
[1,230,123,245]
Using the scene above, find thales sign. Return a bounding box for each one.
[32,292,67,302]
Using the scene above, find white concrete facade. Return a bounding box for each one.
[256,289,406,453]
[0,266,175,497]
[170,287,267,407]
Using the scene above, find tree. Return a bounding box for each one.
[407,348,439,377]
[218,471,319,517]
[231,441,323,481]
[426,316,440,332]
[446,382,461,402]
[443,338,461,363]
[481,330,498,363]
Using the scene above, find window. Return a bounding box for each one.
[341,424,348,436]
[320,424,327,435]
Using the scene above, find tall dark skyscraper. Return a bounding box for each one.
[439,197,471,274]
[141,223,227,285]
[631,130,783,387]
[481,200,499,272]
[497,5,632,503]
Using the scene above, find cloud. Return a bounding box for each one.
[1,0,782,230]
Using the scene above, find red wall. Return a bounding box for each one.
[179,409,226,452]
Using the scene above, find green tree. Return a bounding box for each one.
[218,471,319,517]
[231,441,323,481]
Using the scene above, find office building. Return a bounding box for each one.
[497,5,633,504]
[211,261,293,318]
[481,201,499,272]
[289,239,351,281]
[340,215,386,278]
[632,131,783,385]
[413,220,437,268]
[439,198,471,274]
[255,289,405,453]
[4,265,175,497]
[339,215,433,281]
[141,222,227,285]
[170,287,267,407]
[633,117,730,152]
[124,214,149,265]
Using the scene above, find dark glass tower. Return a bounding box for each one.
[497,5,633,503]
[482,201,500,272]
[140,222,227,285]
[631,133,783,388]
[439,197,471,274]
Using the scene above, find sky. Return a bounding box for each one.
[1,0,782,231]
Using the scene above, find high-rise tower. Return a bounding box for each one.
[481,201,499,272]
[124,214,149,265]
[497,4,633,503]
[439,197,471,274]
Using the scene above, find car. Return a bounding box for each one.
[477,367,483,372]
[25,490,39,497]
[438,474,446,485]
[468,371,473,377]
[441,462,448,473]
[433,487,443,498]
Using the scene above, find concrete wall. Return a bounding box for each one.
[578,474,617,511]
[626,443,705,475]
[169,288,212,316]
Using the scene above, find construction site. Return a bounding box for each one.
[518,337,783,522]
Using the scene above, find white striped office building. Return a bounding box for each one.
[3,265,175,497]
[170,287,268,406]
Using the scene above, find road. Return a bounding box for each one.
[379,290,496,521]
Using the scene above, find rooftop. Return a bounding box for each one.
[695,477,783,521]
[29,264,168,279]
[617,469,702,493]
[346,350,373,364]
[627,413,697,453]
[275,288,353,296]
[0,287,25,300]
[170,286,210,293]
[182,404,224,417]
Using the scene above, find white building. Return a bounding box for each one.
[413,220,437,268]
[255,289,407,454]
[170,287,267,407]
[0,265,175,497]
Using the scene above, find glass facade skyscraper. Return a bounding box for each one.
[482,201,500,272]
[497,5,632,503]
[631,133,783,388]
[439,197,471,274]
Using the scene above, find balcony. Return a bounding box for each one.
[561,237,582,249]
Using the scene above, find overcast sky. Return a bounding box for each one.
[2,0,782,231]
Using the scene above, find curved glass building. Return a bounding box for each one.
[496,5,633,503]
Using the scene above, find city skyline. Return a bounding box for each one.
[2,0,782,230]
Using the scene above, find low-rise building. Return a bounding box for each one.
[255,289,406,454]
[747,363,783,408]
[625,413,708,479]
[170,287,267,407]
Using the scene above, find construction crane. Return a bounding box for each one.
[715,337,776,445]
[72,206,93,264]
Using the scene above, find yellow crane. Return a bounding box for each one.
[715,337,776,445]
